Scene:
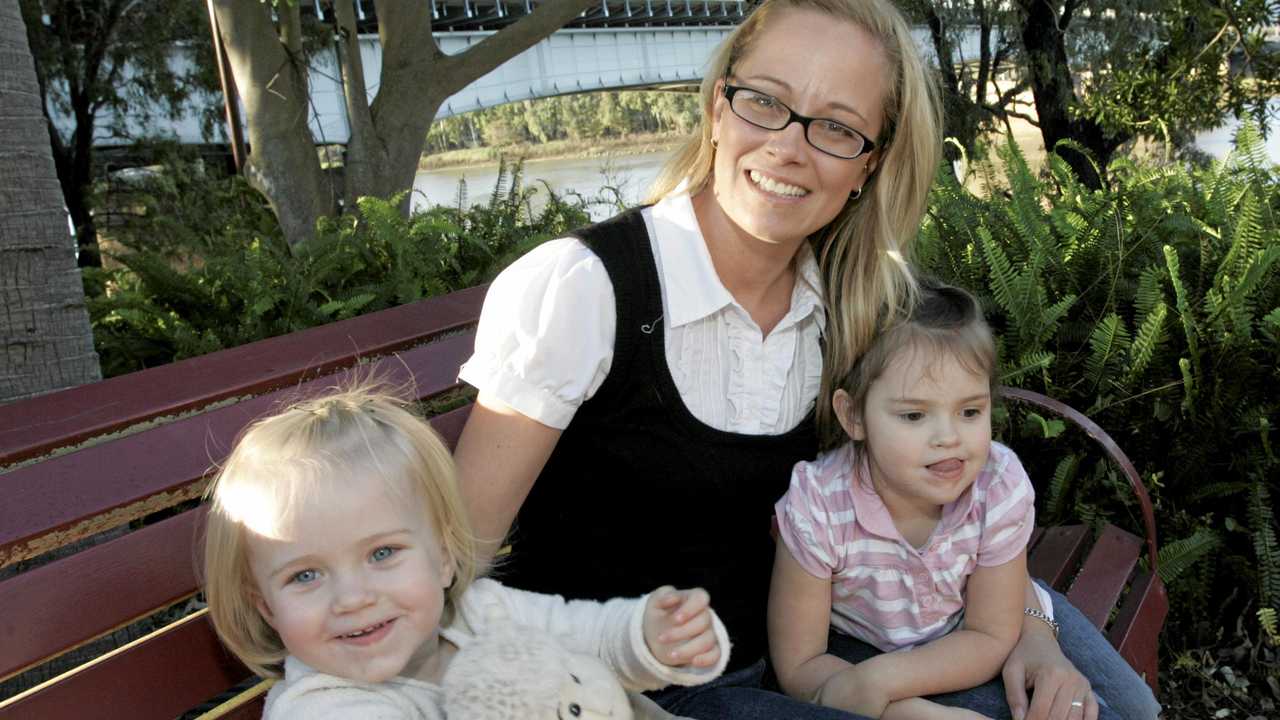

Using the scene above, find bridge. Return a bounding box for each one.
[59,1,987,148]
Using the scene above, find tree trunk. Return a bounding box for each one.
[0,0,101,403]
[1016,0,1126,187]
[211,0,597,246]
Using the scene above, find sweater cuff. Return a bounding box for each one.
[626,592,732,688]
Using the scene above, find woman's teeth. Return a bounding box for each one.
[749,170,808,197]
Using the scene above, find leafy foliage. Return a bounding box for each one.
[919,124,1280,662]
[85,156,588,376]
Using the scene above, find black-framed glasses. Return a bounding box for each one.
[722,83,876,160]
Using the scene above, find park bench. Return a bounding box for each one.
[0,284,1166,719]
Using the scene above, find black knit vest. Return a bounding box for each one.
[496,208,819,670]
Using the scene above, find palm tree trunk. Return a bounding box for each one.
[0,0,101,403]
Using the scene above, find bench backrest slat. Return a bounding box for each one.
[1064,523,1143,628]
[1108,569,1167,683]
[0,508,203,682]
[0,286,487,468]
[0,332,476,569]
[0,612,248,720]
[1027,525,1090,590]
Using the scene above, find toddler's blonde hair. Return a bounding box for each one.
[202,381,481,678]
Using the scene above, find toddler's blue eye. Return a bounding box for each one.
[291,569,318,584]
[370,546,397,562]
[900,411,924,422]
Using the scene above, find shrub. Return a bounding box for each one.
[86,157,588,377]
[918,127,1279,706]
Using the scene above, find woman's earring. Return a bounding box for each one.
[711,137,718,149]
[850,187,863,201]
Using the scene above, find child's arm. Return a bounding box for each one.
[839,549,1028,705]
[477,579,729,690]
[768,541,877,710]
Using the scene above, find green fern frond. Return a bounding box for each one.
[1249,482,1280,608]
[999,351,1055,385]
[1164,245,1201,371]
[1178,357,1195,414]
[1125,303,1168,384]
[1186,481,1252,502]
[1259,608,1279,645]
[1263,307,1280,344]
[1045,454,1081,522]
[1215,188,1263,288]
[1033,295,1078,346]
[1157,527,1222,584]
[1085,314,1131,392]
[1134,265,1167,317]
[978,226,1018,316]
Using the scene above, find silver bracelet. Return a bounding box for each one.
[1024,606,1060,639]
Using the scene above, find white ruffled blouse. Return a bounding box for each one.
[459,189,826,435]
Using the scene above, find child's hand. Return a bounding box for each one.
[642,585,721,668]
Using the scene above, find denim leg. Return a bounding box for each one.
[1043,582,1162,720]
[825,627,1131,720]
[648,659,874,720]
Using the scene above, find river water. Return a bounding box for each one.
[411,152,673,221]
[412,111,1279,218]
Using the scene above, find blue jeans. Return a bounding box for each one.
[648,660,874,720]
[824,582,1160,720]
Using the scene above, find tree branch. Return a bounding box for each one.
[437,0,597,95]
[280,0,303,57]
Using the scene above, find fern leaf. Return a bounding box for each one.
[1045,454,1081,522]
[999,351,1054,385]
[1157,528,1222,584]
[1250,482,1280,609]
[978,226,1018,318]
[1085,314,1131,392]
[1164,245,1200,371]
[1125,303,1168,385]
[1259,608,1280,645]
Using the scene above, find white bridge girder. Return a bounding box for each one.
[307,27,732,144]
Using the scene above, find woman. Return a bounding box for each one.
[454,1,1105,718]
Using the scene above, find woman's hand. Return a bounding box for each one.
[1002,627,1098,720]
[643,586,722,668]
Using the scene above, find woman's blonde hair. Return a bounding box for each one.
[201,381,482,678]
[647,0,943,447]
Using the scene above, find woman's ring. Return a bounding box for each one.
[1071,699,1085,709]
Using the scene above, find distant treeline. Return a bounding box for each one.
[425,90,701,152]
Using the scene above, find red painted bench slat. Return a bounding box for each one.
[1066,524,1143,628]
[1027,524,1090,590]
[0,508,204,683]
[0,331,475,569]
[1109,568,1167,684]
[0,612,249,720]
[0,285,486,468]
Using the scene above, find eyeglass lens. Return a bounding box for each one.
[728,87,868,159]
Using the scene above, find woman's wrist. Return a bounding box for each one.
[1024,606,1060,639]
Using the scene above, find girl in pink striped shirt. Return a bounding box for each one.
[769,282,1159,720]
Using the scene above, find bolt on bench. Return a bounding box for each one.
[0,285,1166,719]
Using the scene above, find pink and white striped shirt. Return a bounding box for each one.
[775,441,1035,652]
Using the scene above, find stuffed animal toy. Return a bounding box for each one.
[442,613,686,720]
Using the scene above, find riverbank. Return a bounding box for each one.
[418,131,690,170]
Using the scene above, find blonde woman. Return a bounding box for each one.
[455,1,1106,718]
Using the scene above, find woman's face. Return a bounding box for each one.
[705,8,889,249]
